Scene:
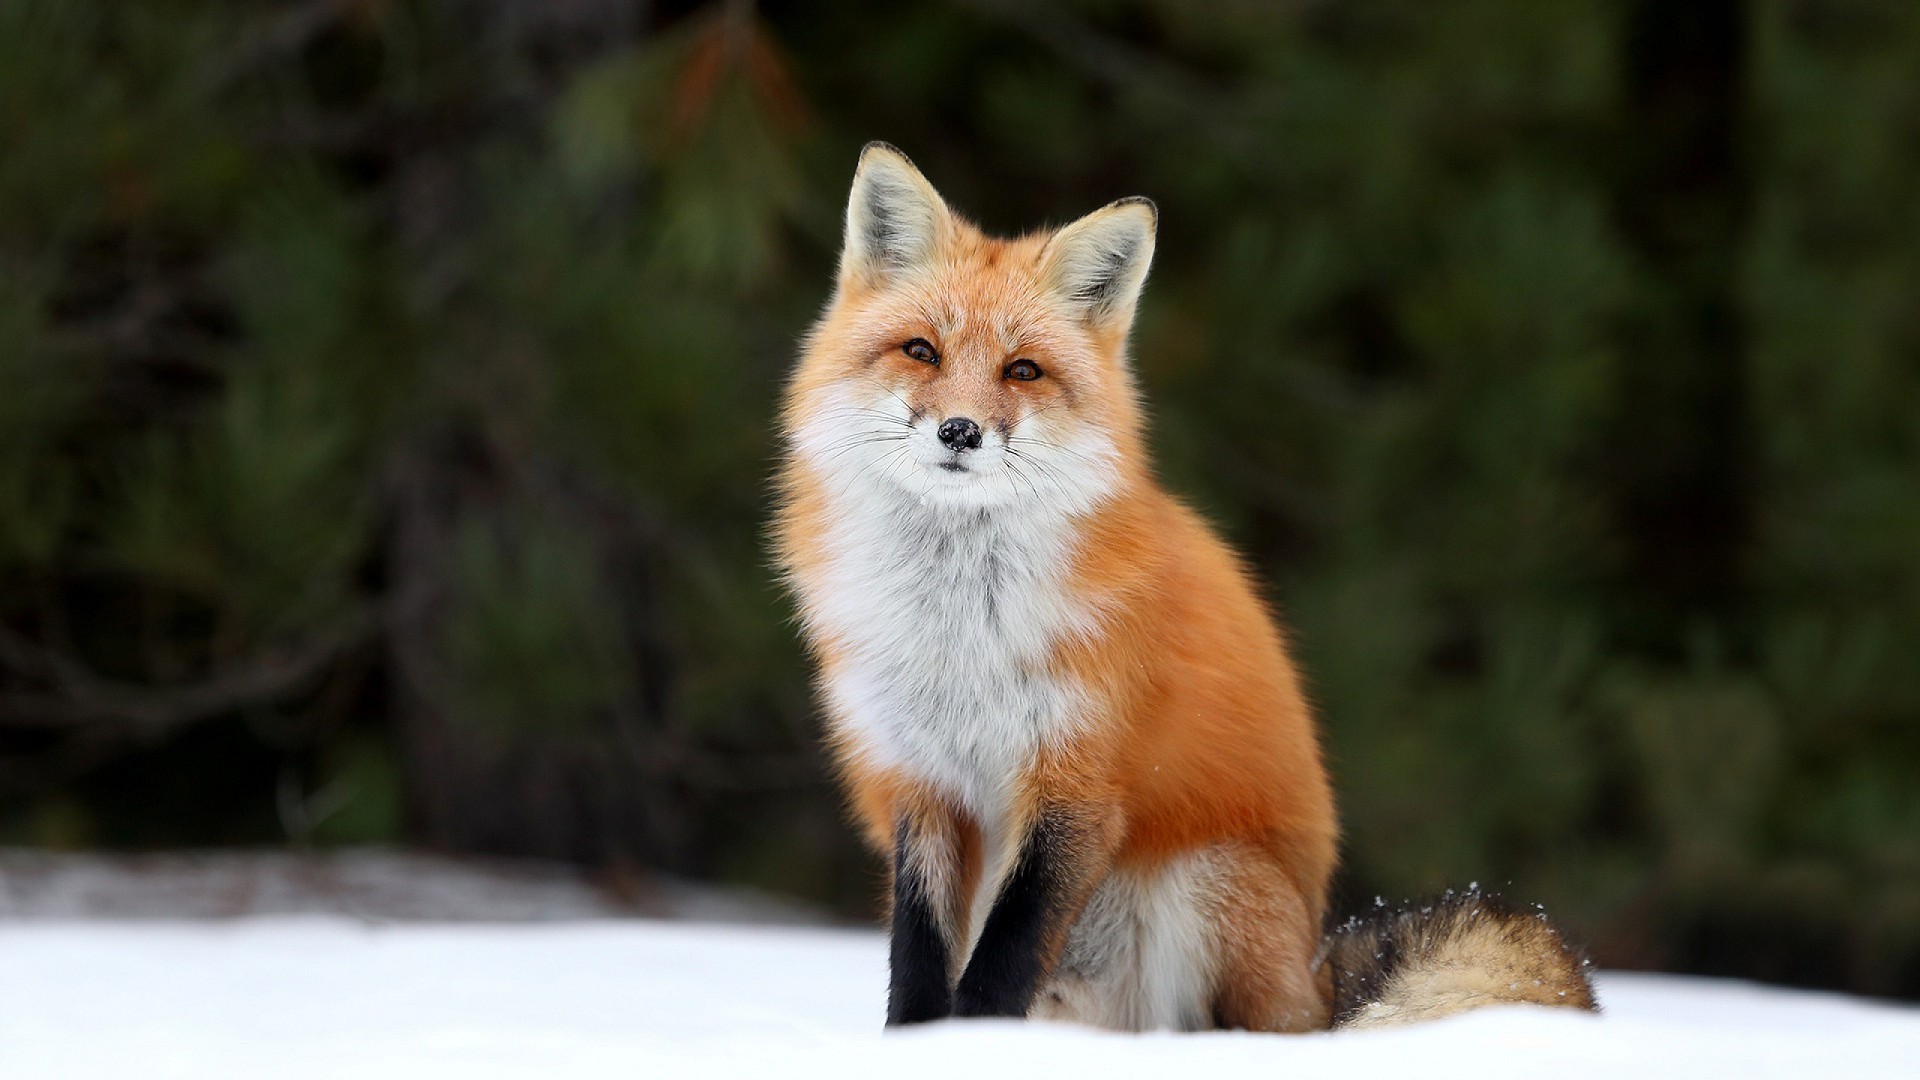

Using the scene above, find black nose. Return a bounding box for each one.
[937,416,983,451]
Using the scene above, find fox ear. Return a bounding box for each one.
[839,142,951,291]
[1041,197,1156,333]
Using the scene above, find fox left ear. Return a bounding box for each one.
[1040,197,1157,334]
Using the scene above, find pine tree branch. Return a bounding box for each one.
[0,619,371,738]
[946,0,1277,160]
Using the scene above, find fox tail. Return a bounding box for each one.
[1324,887,1599,1030]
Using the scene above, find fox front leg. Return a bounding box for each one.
[886,809,975,1026]
[952,808,1111,1019]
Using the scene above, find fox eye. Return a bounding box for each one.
[1005,359,1043,381]
[902,338,939,365]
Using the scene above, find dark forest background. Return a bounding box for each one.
[2,0,1917,999]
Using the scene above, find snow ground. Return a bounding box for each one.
[3,919,1916,1079]
[0,848,821,924]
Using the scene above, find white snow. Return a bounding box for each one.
[2,918,1915,1079]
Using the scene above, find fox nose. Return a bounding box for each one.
[937,416,983,451]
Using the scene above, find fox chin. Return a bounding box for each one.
[772,141,1598,1033]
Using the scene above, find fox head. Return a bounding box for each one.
[784,142,1155,513]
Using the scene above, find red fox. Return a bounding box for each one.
[773,143,1597,1031]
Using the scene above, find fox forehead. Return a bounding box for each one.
[846,235,1090,359]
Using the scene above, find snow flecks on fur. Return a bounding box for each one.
[1326,886,1599,1030]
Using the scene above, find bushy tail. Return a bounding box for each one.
[1324,888,1598,1030]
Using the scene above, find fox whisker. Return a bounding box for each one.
[830,406,915,429]
[1001,451,1042,502]
[860,378,922,421]
[818,431,913,465]
[1009,434,1104,473]
[1003,446,1065,497]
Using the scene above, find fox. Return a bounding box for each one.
[772,142,1598,1032]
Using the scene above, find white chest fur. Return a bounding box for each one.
[807,485,1094,824]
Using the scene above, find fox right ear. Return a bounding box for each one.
[1040,197,1157,336]
[839,142,951,291]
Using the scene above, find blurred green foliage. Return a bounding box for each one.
[0,0,1915,997]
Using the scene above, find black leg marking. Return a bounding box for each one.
[952,812,1077,1019]
[887,820,953,1026]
